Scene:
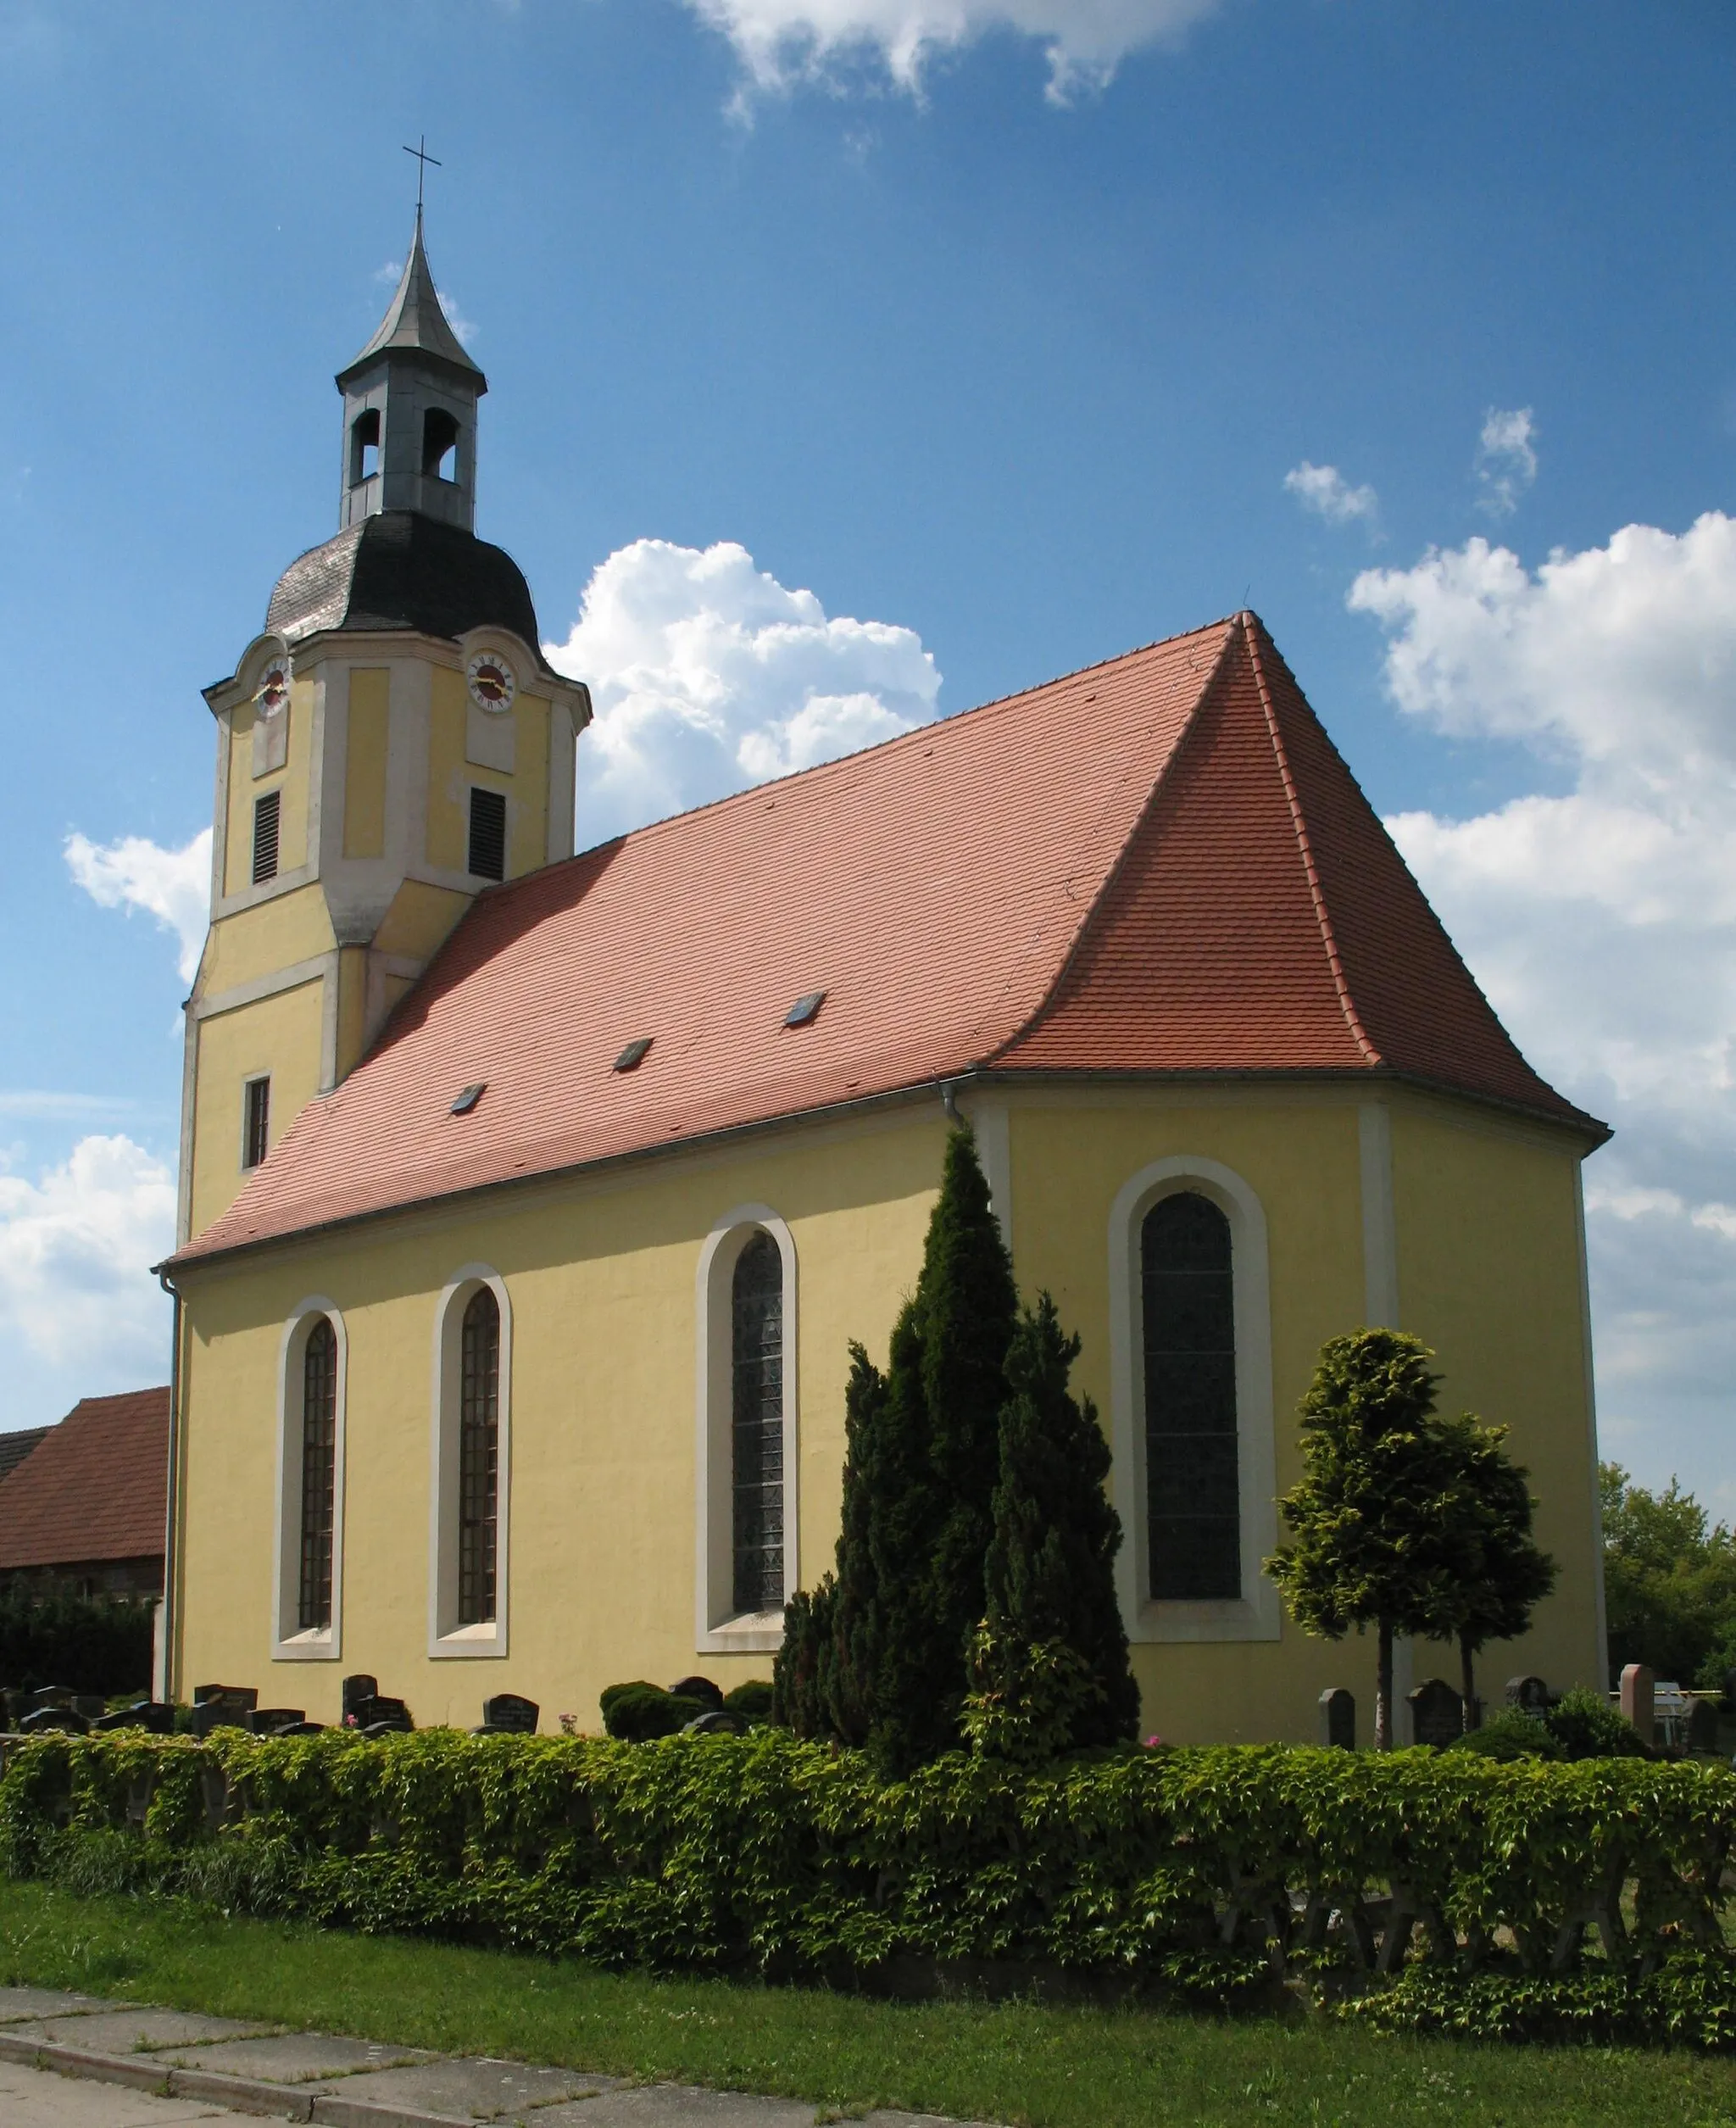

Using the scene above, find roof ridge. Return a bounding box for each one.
[982,621,1245,1066]
[1240,612,1383,1067]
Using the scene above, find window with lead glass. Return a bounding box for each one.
[458,1286,500,1626]
[1141,1190,1240,1601]
[298,1318,337,1632]
[731,1231,784,1615]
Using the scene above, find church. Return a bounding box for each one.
[159,216,1610,1741]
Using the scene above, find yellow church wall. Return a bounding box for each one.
[425,673,550,880]
[1387,1095,1604,1698]
[197,885,334,1000]
[186,978,326,1242]
[171,1106,949,1728]
[170,1081,1603,1746]
[342,669,390,860]
[371,878,476,963]
[221,679,314,896]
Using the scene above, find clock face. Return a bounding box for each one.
[466,649,517,715]
[256,661,291,716]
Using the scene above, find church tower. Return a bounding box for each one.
[177,214,591,1246]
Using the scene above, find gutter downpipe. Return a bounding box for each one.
[155,1267,182,1706]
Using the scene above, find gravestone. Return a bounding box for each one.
[29,1685,74,1709]
[246,1708,305,1735]
[341,1674,378,1721]
[1318,1687,1355,1749]
[1688,1696,1719,1752]
[1407,1678,1464,1747]
[669,1674,724,1713]
[480,1693,539,1735]
[350,1694,413,1733]
[73,1695,108,1722]
[1619,1662,1655,1746]
[270,1720,326,1735]
[1505,1675,1550,1714]
[194,1684,259,1710]
[92,1702,174,1735]
[19,1706,88,1734]
[191,1687,258,1736]
[682,1709,747,1735]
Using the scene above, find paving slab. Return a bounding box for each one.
[33,2014,281,2054]
[527,2090,815,2128]
[309,2058,615,2121]
[0,1987,115,2024]
[159,2036,432,2085]
[0,2056,248,2125]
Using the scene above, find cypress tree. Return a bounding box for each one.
[978,1294,1140,1750]
[776,1126,1019,1774]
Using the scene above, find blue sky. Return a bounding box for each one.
[3,1,1734,1507]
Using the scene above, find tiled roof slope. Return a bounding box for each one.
[0,1389,169,1571]
[175,614,1600,1267]
[0,1429,47,1485]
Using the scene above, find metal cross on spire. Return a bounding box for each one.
[403,136,442,215]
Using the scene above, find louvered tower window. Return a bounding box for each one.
[731,1231,784,1614]
[252,789,281,884]
[458,1286,500,1625]
[298,1319,337,1632]
[1142,1192,1240,1600]
[468,788,506,881]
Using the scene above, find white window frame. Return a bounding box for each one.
[427,1264,512,1659]
[1108,1156,1281,1644]
[694,1206,799,1655]
[272,1296,348,1663]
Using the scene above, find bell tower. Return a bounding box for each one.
[176,214,592,1247]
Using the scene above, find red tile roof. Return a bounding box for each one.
[174,614,1601,1267]
[0,1389,169,1571]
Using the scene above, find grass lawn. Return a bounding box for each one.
[3,1883,1735,2128]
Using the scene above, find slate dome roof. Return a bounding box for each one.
[265,510,539,649]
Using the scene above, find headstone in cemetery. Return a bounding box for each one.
[350,1694,413,1732]
[1407,1678,1464,1747]
[1619,1662,1655,1746]
[73,1695,108,1722]
[1505,1674,1550,1714]
[1318,1687,1355,1749]
[19,1705,88,1734]
[92,1702,174,1734]
[246,1708,306,1735]
[341,1674,378,1720]
[479,1693,539,1734]
[682,1709,746,1735]
[1688,1696,1719,1752]
[270,1720,326,1735]
[190,1687,258,1735]
[29,1685,74,1709]
[669,1674,724,1713]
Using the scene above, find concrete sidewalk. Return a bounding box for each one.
[0,1987,987,2128]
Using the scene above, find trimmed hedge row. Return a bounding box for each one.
[3,1729,1736,2040]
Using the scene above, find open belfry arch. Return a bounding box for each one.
[179,210,591,1246]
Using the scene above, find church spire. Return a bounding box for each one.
[334,209,485,534]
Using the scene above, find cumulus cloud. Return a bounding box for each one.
[546,538,942,845]
[1283,460,1379,529]
[682,0,1220,104]
[64,827,210,984]
[1351,512,1736,1500]
[1475,406,1537,517]
[0,1135,175,1381]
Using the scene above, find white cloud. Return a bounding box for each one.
[546,538,941,844]
[682,0,1220,104]
[1283,460,1379,528]
[1475,405,1537,517]
[0,1136,175,1381]
[64,827,210,984]
[1351,512,1736,1499]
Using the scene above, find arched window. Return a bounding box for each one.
[458,1286,500,1627]
[297,1317,338,1634]
[1141,1191,1240,1601]
[349,408,381,486]
[731,1230,784,1615]
[422,407,459,482]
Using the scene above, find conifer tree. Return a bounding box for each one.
[976,1294,1139,1751]
[775,1126,1019,1774]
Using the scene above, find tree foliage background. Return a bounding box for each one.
[1601,1463,1736,1688]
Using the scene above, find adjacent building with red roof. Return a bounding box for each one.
[159,231,1607,1742]
[0,1390,169,1599]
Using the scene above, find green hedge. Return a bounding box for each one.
[3,1730,1735,2042]
[0,1588,154,1696]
